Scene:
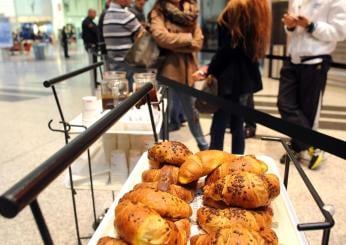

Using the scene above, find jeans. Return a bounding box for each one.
[210,94,248,154]
[169,89,185,130]
[169,88,208,150]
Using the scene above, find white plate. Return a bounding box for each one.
[89,153,308,245]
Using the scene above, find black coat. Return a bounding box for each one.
[208,24,262,97]
[82,17,98,48]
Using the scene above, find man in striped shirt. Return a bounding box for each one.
[103,0,144,90]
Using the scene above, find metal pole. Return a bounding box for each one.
[30,199,53,245]
[87,148,97,225]
[322,229,331,245]
[147,94,159,143]
[165,87,170,140]
[52,86,81,244]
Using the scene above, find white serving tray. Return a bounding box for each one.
[89,153,308,245]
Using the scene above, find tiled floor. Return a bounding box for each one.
[0,45,345,245]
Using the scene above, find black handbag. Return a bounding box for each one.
[195,76,218,114]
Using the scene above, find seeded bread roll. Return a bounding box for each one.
[197,206,273,233]
[97,237,128,245]
[205,155,268,185]
[190,226,278,245]
[203,172,280,209]
[148,141,192,168]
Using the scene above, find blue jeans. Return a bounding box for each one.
[169,89,185,129]
[210,94,248,154]
[169,88,209,150]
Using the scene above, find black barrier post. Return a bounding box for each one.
[147,94,159,143]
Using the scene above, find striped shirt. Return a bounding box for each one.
[103,3,141,61]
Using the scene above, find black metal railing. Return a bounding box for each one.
[0,83,156,244]
[262,137,335,245]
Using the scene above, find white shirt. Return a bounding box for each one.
[287,0,346,64]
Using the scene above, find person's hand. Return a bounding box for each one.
[192,65,209,81]
[282,13,298,28]
[192,70,207,81]
[297,15,311,28]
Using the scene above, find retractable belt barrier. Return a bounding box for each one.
[201,49,346,70]
[158,75,346,159]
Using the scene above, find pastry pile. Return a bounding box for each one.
[98,141,281,245]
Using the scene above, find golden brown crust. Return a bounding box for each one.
[97,237,128,245]
[115,200,188,245]
[190,227,278,245]
[197,207,273,233]
[178,150,237,184]
[133,182,195,203]
[142,165,179,185]
[206,155,268,185]
[148,141,192,167]
[203,172,280,209]
[120,188,192,219]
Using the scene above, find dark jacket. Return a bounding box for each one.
[208,24,262,97]
[98,9,107,54]
[82,17,98,48]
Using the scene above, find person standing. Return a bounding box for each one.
[61,26,69,58]
[278,0,346,169]
[149,0,209,151]
[129,0,147,24]
[102,0,145,91]
[82,8,99,86]
[98,0,111,56]
[193,0,271,154]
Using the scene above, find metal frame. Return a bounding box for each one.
[261,136,335,245]
[0,83,156,245]
[43,62,104,244]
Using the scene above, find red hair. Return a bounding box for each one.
[218,0,271,60]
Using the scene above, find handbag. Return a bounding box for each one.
[195,75,219,114]
[125,30,160,67]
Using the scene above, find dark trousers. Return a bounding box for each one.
[169,89,185,129]
[210,95,248,154]
[277,60,330,152]
[62,42,69,58]
[245,94,256,129]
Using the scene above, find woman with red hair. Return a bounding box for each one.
[193,0,271,154]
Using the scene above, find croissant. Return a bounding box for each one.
[120,188,192,219]
[190,226,278,245]
[142,165,179,185]
[97,237,128,245]
[179,150,237,184]
[148,141,192,168]
[115,200,188,245]
[197,206,273,233]
[203,172,280,209]
[206,155,268,185]
[133,182,195,203]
